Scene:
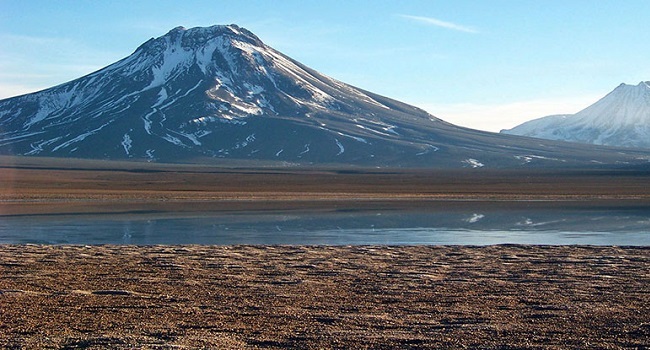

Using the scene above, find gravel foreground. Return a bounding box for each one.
[1,245,649,349]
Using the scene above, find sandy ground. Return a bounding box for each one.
[0,245,648,349]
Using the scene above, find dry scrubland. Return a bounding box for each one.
[1,156,650,348]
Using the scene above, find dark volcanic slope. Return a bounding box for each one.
[1,25,649,168]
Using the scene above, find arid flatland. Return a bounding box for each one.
[3,156,650,217]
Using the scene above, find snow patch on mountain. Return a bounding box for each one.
[514,154,564,164]
[416,144,439,156]
[153,88,168,108]
[146,42,191,89]
[0,131,45,146]
[335,139,345,155]
[121,133,132,155]
[335,131,368,144]
[463,158,484,168]
[53,121,113,152]
[26,136,62,155]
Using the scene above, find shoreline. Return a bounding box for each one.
[3,197,650,217]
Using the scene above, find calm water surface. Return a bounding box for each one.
[1,206,649,245]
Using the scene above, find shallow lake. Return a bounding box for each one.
[1,205,649,245]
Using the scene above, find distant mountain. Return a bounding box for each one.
[502,82,650,149]
[1,25,649,168]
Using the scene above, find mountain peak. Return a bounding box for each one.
[166,24,242,35]
[615,81,650,90]
[503,81,650,149]
[610,81,650,98]
[135,24,264,56]
[169,26,187,33]
[165,24,262,44]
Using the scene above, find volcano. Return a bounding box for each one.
[1,25,648,168]
[503,82,650,149]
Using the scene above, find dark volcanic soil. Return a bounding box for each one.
[1,245,648,349]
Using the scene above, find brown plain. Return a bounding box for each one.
[2,155,650,216]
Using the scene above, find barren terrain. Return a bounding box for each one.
[3,156,650,217]
[1,245,649,349]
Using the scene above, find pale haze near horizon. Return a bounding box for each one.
[0,0,648,132]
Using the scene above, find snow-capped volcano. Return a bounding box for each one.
[1,25,649,168]
[502,82,650,149]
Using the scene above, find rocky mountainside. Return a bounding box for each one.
[1,25,649,168]
[502,82,650,149]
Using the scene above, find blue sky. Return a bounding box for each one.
[1,0,648,131]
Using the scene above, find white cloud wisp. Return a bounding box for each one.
[398,14,478,34]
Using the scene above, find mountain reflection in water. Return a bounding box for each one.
[2,207,649,245]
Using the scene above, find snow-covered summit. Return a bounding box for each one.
[135,24,264,55]
[502,81,650,149]
[1,25,649,167]
[0,23,442,163]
